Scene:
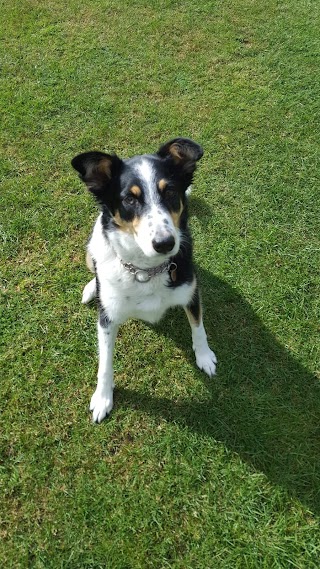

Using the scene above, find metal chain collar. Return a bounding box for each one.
[120,259,177,283]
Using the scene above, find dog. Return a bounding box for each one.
[71,137,217,423]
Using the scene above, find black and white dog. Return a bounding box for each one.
[72,138,217,423]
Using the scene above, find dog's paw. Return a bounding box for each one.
[90,390,113,423]
[195,348,217,377]
[82,278,97,304]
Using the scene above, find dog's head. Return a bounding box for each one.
[71,138,203,259]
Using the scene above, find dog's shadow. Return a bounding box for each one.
[115,264,320,515]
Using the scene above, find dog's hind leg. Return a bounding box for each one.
[184,285,217,377]
[82,277,97,304]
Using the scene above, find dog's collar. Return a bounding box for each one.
[120,259,177,283]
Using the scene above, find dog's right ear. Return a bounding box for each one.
[71,151,122,195]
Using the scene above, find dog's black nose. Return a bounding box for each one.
[152,235,175,254]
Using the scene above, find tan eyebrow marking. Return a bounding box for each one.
[130,185,142,197]
[158,179,167,192]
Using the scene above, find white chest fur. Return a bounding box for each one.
[98,266,195,324]
[88,215,195,325]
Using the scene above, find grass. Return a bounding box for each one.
[1,0,320,566]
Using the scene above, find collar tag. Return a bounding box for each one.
[170,263,177,282]
[135,270,151,283]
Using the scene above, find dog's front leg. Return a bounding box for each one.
[185,286,217,377]
[90,313,119,423]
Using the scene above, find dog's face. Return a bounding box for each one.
[72,138,203,259]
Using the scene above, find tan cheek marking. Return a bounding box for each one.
[169,200,184,228]
[132,216,142,232]
[113,211,141,234]
[130,185,141,197]
[158,179,167,192]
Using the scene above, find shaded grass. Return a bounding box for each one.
[1,0,320,567]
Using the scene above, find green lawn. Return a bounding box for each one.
[1,0,320,567]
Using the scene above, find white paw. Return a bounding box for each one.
[82,278,96,304]
[195,348,217,377]
[90,389,113,423]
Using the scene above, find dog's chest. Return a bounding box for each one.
[98,266,194,324]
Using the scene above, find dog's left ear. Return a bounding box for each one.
[71,151,122,196]
[157,137,203,173]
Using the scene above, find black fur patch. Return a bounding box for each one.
[167,225,194,288]
[96,274,111,328]
[99,310,111,329]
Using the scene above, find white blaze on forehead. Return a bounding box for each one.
[134,158,177,248]
[135,159,159,203]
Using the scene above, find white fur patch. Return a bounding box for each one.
[82,277,96,304]
[136,159,157,199]
[90,389,114,423]
[190,320,217,377]
[86,215,194,324]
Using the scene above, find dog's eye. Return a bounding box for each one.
[123,195,136,207]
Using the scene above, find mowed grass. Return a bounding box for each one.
[1,0,320,566]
